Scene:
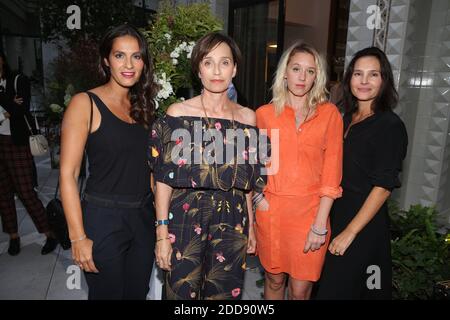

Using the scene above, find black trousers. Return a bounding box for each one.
[81,192,155,300]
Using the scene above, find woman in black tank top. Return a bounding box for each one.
[60,25,157,300]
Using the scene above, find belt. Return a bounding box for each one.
[83,193,152,209]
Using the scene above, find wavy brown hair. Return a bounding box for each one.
[99,24,157,128]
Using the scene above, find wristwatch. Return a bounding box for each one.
[155,219,169,227]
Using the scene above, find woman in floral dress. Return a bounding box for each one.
[148,32,268,300]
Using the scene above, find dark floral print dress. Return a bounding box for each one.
[148,114,268,300]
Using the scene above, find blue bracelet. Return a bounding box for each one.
[155,219,169,227]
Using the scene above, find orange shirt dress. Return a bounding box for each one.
[255,102,343,281]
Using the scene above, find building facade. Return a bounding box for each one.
[2,0,449,224]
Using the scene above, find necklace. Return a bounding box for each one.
[200,94,239,192]
[344,111,374,138]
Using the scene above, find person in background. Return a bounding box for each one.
[0,51,57,256]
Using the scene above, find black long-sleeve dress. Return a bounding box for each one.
[316,110,408,300]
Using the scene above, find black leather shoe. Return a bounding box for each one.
[41,237,58,255]
[8,237,21,256]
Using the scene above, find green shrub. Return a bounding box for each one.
[390,202,450,299]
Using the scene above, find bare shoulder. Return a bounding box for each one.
[166,97,201,117]
[234,104,256,126]
[64,92,92,119]
[166,102,185,117]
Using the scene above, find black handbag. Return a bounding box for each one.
[46,182,71,250]
[45,188,72,250]
[46,175,86,250]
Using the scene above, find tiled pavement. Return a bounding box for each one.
[0,154,264,300]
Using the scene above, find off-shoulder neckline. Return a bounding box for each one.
[163,114,257,129]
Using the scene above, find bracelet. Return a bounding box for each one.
[156,237,170,242]
[252,192,265,210]
[155,219,169,227]
[70,234,87,243]
[311,225,328,236]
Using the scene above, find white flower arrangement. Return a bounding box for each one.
[50,103,64,114]
[169,41,195,66]
[155,72,174,100]
[142,0,223,115]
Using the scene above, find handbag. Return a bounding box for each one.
[46,93,93,250]
[14,74,49,156]
[46,179,71,250]
[46,176,87,250]
[24,115,49,156]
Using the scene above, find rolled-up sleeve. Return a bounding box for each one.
[370,119,408,191]
[319,107,343,199]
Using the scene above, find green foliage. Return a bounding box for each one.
[390,202,450,299]
[141,0,223,116]
[45,38,104,125]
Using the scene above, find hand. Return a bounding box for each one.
[246,225,256,254]
[72,238,99,273]
[14,95,23,105]
[328,228,357,256]
[155,238,173,271]
[4,112,10,118]
[303,229,326,253]
[256,197,269,211]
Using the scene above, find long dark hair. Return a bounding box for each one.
[0,51,11,80]
[99,24,157,128]
[342,47,398,113]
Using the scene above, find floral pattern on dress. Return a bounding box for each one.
[148,115,269,300]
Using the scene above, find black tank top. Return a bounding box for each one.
[85,92,150,196]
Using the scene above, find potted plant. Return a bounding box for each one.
[142,0,223,116]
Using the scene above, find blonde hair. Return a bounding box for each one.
[271,41,328,116]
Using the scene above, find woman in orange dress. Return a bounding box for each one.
[255,42,343,300]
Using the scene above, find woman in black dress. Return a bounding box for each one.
[316,47,408,299]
